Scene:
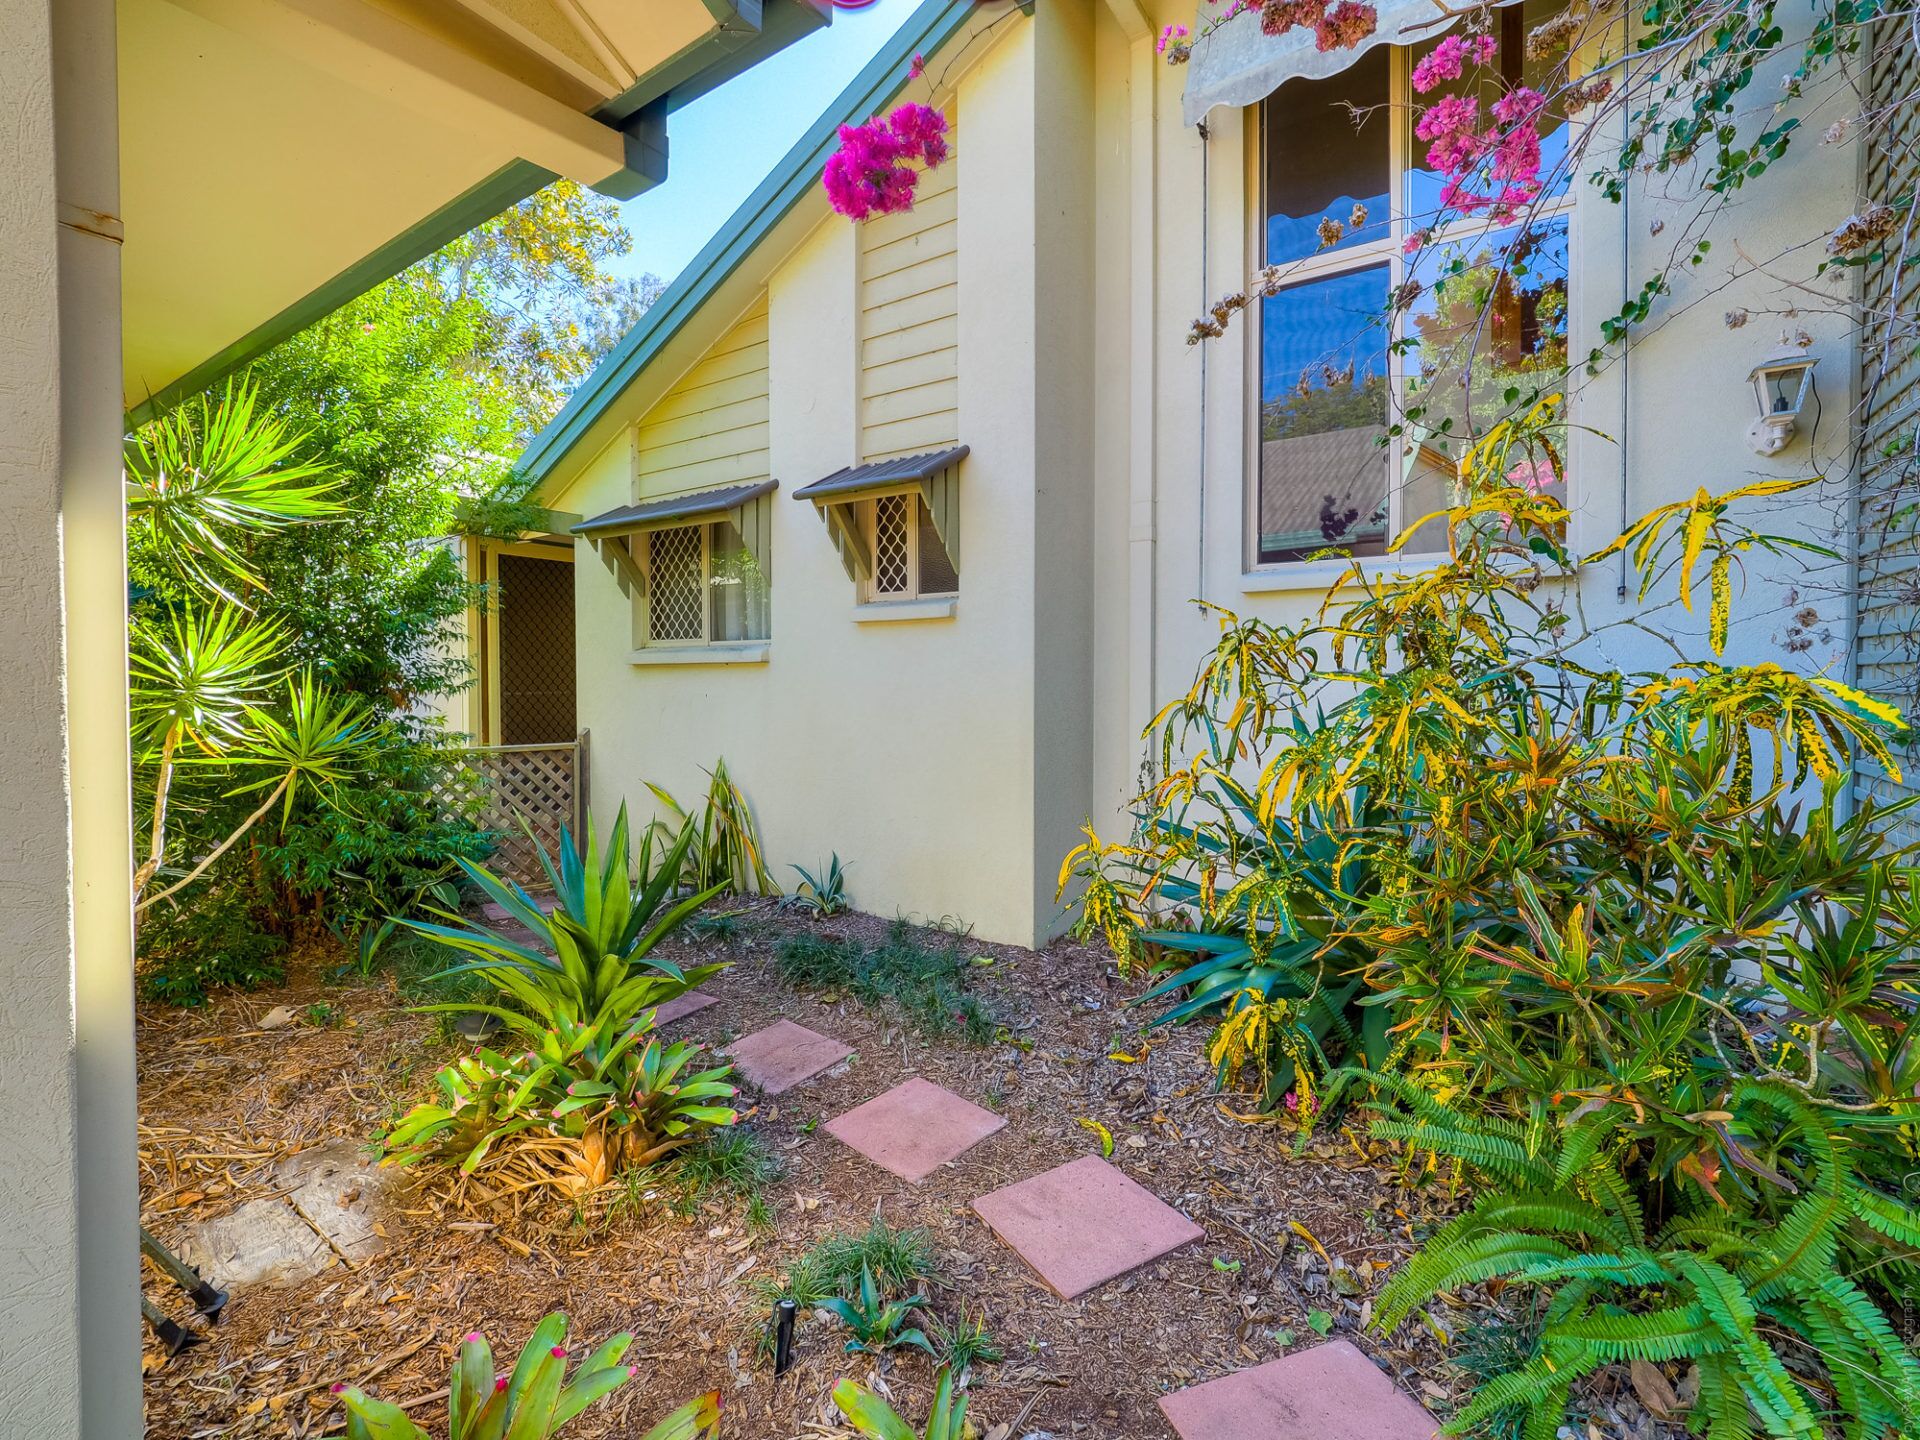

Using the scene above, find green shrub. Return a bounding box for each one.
[259,740,491,933]
[380,807,739,1199]
[136,861,287,1005]
[1066,403,1920,1436]
[820,1262,934,1356]
[757,1218,940,1311]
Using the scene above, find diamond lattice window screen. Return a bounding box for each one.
[647,525,705,642]
[873,494,911,595]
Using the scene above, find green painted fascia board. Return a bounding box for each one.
[515,0,982,493]
[125,161,551,431]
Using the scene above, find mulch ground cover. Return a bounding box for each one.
[135,901,1583,1439]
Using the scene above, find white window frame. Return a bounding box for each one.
[858,490,958,604]
[632,520,772,650]
[1245,34,1578,580]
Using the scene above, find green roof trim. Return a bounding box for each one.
[515,0,981,491]
[127,1,830,430]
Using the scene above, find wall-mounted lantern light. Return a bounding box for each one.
[1747,347,1818,457]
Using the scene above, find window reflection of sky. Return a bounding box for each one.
[1261,266,1390,407]
[1267,197,1390,268]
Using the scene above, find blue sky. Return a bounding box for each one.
[608,2,920,286]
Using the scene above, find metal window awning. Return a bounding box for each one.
[573,479,777,599]
[572,479,780,536]
[793,446,967,582]
[1181,0,1477,126]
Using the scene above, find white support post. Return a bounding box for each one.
[1,0,142,1434]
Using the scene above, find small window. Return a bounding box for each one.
[863,493,957,602]
[638,520,769,645]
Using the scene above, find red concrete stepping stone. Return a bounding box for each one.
[970,1155,1202,1299]
[723,1020,853,1094]
[651,990,717,1026]
[1157,1340,1441,1440]
[824,1077,1006,1183]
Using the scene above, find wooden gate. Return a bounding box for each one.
[434,732,590,887]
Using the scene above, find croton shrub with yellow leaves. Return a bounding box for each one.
[1065,399,1920,1437]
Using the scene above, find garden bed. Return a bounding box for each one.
[141,906,1496,1438]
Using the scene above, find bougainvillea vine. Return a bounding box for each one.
[821,101,951,221]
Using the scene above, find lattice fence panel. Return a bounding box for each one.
[1854,22,1920,844]
[431,742,577,887]
[873,494,911,594]
[648,526,705,642]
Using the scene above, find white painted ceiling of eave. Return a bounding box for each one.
[116,0,732,409]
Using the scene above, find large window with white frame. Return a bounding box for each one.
[860,492,959,603]
[637,519,769,645]
[1252,5,1572,567]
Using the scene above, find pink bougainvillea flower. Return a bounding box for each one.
[1157,21,1191,53]
[908,52,926,79]
[822,102,949,221]
[1415,93,1487,174]
[1403,227,1432,255]
[1410,31,1497,93]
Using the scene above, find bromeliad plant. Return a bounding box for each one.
[1065,398,1920,1434]
[333,1313,721,1440]
[382,807,739,1200]
[832,1368,968,1440]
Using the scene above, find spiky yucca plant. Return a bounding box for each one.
[1352,1071,1920,1440]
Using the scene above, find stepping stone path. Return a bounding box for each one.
[181,1199,334,1290]
[652,990,717,1025]
[275,1139,392,1268]
[971,1154,1203,1299]
[603,962,1438,1435]
[1158,1339,1442,1440]
[824,1076,1005,1182]
[723,1019,854,1094]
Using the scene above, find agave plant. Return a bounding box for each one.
[787,853,850,917]
[832,1367,967,1440]
[821,1262,935,1357]
[406,804,726,1035]
[333,1312,721,1440]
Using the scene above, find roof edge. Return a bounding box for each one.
[516,0,985,493]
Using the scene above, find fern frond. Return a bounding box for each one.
[1554,1303,1724,1361]
[1367,1119,1554,1187]
[1850,1183,1920,1250]
[1374,1232,1576,1332]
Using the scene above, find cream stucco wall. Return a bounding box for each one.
[555,43,1046,940]
[546,0,1868,947]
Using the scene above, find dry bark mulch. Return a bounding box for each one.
[138,905,1467,1439]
